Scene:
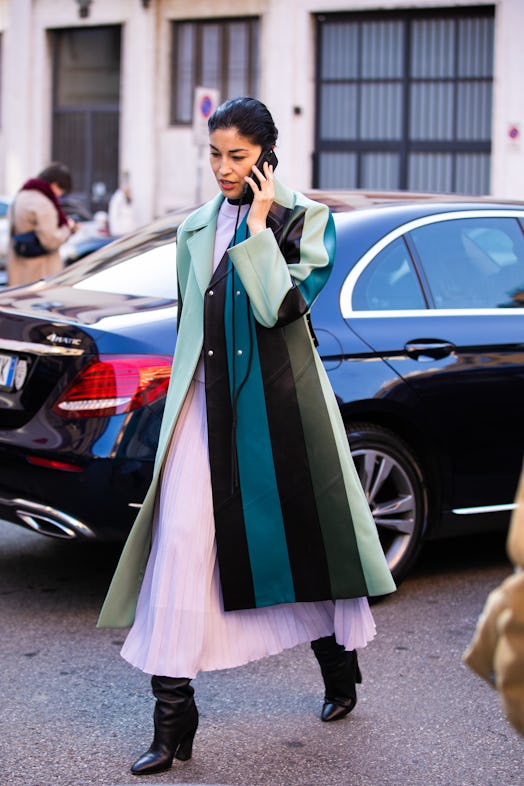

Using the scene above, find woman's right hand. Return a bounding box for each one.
[246,160,275,236]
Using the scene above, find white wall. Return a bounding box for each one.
[491,0,524,199]
[156,0,271,215]
[0,0,523,224]
[119,4,156,228]
[2,0,34,192]
[154,0,506,215]
[0,0,158,227]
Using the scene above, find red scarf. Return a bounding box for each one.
[20,178,69,227]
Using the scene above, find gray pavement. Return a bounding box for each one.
[1,523,522,786]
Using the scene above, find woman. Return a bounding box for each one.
[8,162,76,286]
[98,97,395,776]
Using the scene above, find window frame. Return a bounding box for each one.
[170,17,259,126]
[314,6,495,194]
[340,210,524,317]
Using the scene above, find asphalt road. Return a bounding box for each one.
[1,522,522,786]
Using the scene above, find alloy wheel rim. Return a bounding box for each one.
[352,447,417,573]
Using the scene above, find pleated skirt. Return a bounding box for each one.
[121,379,376,679]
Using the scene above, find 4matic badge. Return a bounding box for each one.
[46,332,83,347]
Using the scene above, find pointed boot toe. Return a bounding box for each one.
[131,743,174,775]
[321,696,357,722]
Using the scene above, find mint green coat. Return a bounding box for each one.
[98,181,395,628]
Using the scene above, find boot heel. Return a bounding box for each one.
[174,728,196,761]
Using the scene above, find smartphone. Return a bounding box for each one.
[242,148,278,202]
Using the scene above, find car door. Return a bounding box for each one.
[341,210,524,512]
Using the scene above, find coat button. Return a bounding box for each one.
[236,349,243,356]
[209,290,214,296]
[236,290,241,296]
[208,350,214,356]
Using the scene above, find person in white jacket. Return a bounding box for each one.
[108,177,135,237]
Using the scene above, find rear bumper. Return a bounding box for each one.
[0,451,149,541]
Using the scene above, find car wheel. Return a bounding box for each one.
[345,421,428,584]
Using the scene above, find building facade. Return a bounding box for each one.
[0,0,522,227]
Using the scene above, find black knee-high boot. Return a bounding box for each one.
[131,675,199,776]
[311,635,362,722]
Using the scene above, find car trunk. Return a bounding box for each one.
[0,306,96,430]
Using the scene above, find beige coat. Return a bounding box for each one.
[463,463,524,736]
[8,189,71,286]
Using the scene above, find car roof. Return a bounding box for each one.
[306,189,524,213]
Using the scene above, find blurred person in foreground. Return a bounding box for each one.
[464,462,524,736]
[98,97,395,776]
[8,162,77,286]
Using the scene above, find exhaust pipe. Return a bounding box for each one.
[0,496,96,540]
[16,511,79,539]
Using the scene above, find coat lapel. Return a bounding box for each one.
[185,193,222,297]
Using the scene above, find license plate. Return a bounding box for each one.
[0,353,17,389]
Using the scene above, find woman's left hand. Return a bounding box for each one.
[245,161,275,235]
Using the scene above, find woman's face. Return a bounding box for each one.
[209,127,262,200]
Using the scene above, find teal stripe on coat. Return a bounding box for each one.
[297,211,336,308]
[225,266,296,608]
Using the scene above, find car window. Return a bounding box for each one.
[410,216,524,309]
[73,243,177,298]
[352,236,426,310]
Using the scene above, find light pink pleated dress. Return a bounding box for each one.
[120,201,376,679]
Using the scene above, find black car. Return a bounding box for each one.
[0,194,522,583]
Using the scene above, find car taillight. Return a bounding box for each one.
[52,355,172,419]
[27,456,84,472]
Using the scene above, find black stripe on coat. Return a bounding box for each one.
[255,319,333,601]
[204,255,255,611]
[268,205,312,328]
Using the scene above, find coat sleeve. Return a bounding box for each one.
[227,200,335,328]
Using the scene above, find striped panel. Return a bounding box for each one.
[225,266,296,608]
[284,317,368,597]
[275,286,309,326]
[204,254,256,611]
[255,319,334,601]
[297,210,336,308]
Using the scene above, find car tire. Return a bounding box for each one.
[345,421,428,584]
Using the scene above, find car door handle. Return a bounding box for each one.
[404,340,455,359]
